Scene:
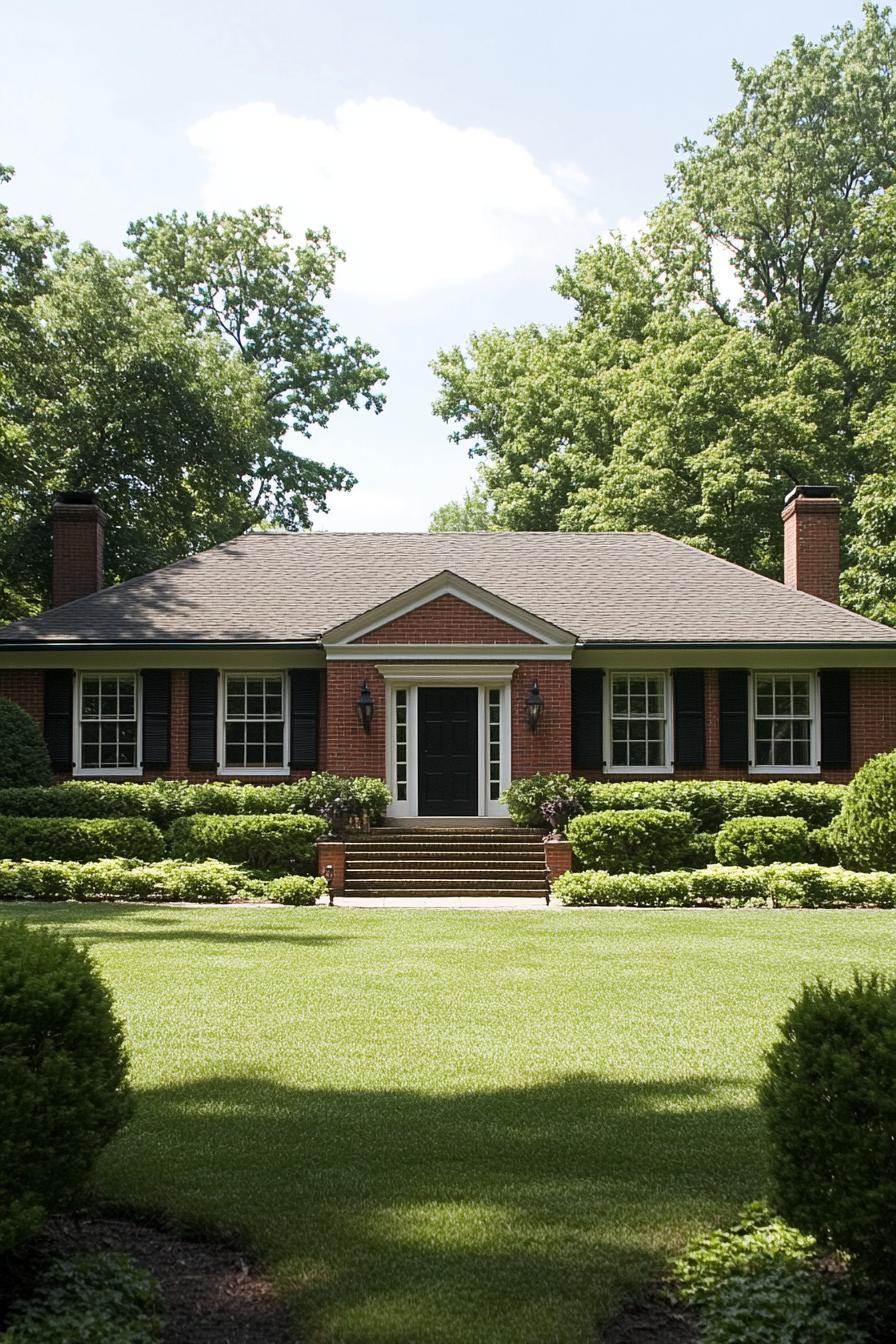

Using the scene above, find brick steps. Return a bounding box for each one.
[343,826,548,900]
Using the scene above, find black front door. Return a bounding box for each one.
[418,687,478,816]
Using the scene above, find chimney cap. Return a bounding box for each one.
[784,484,839,506]
[53,490,101,508]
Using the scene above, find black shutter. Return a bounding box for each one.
[43,669,74,770]
[141,670,171,769]
[820,669,851,769]
[673,669,705,768]
[289,669,320,769]
[718,669,749,767]
[188,670,218,770]
[571,668,604,770]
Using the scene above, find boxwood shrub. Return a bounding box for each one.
[0,859,327,905]
[553,864,896,908]
[0,699,52,789]
[567,808,694,874]
[1,1252,163,1343]
[167,813,325,871]
[835,750,896,871]
[0,924,131,1255]
[501,773,593,829]
[715,816,809,867]
[0,817,165,862]
[761,972,896,1290]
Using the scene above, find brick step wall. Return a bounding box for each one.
[343,826,549,900]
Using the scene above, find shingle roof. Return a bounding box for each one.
[0,530,894,647]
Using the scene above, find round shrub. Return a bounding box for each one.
[0,923,131,1254]
[502,773,592,829]
[566,808,694,874]
[267,875,328,906]
[0,700,51,789]
[760,972,896,1286]
[0,817,165,862]
[715,816,809,867]
[836,750,896,871]
[166,812,326,871]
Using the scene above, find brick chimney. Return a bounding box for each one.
[52,491,107,607]
[782,485,840,605]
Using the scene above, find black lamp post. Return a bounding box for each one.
[526,679,545,731]
[356,681,375,732]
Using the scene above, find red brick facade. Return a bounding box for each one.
[0,671,43,729]
[324,661,387,778]
[511,662,571,778]
[52,498,106,608]
[783,494,840,606]
[356,594,542,645]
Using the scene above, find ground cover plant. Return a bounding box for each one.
[3,904,894,1344]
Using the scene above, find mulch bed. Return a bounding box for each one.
[601,1292,697,1344]
[43,1213,296,1344]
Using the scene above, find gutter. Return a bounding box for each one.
[0,639,322,652]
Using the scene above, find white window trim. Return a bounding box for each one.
[73,671,142,778]
[217,670,290,777]
[603,669,674,776]
[748,670,821,776]
[384,680,511,818]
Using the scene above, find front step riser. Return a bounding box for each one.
[342,827,549,899]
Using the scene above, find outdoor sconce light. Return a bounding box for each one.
[526,679,545,731]
[356,680,375,732]
[324,863,335,907]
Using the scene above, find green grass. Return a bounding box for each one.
[5,905,895,1343]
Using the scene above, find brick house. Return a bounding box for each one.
[1,487,895,823]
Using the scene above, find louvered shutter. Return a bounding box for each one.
[571,668,604,770]
[673,669,705,768]
[819,669,850,769]
[188,670,218,769]
[141,670,171,769]
[289,669,320,769]
[44,669,74,770]
[718,669,749,767]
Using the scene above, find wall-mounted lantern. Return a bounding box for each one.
[526,679,545,731]
[356,681,375,732]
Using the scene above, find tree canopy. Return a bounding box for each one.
[431,4,896,620]
[0,174,386,621]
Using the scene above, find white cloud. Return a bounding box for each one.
[601,213,647,245]
[189,98,584,300]
[549,160,590,190]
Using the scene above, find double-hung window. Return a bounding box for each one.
[223,673,286,771]
[609,672,669,771]
[753,673,816,770]
[78,673,139,773]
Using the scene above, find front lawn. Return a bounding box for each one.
[5,905,893,1343]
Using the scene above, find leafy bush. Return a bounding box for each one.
[167,813,325,871]
[715,816,809,867]
[0,701,51,789]
[671,1203,817,1305]
[684,831,717,867]
[501,773,593,828]
[548,777,844,831]
[700,1266,866,1344]
[267,875,327,906]
[0,817,164,862]
[807,825,840,865]
[567,808,694,874]
[760,972,896,1287]
[1,1252,163,1343]
[0,858,270,903]
[836,751,896,871]
[552,864,896,908]
[0,924,131,1254]
[0,783,152,820]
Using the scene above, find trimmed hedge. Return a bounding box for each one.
[0,699,51,789]
[1,1252,163,1343]
[0,817,164,862]
[0,924,131,1255]
[715,816,809,867]
[567,808,694,874]
[552,864,896,908]
[0,859,326,905]
[835,750,896,871]
[761,972,896,1290]
[505,775,845,832]
[0,774,391,828]
[167,813,325,871]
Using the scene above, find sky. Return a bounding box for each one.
[2,0,868,532]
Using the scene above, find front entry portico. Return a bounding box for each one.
[417,686,478,816]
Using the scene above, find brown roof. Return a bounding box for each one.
[0,530,894,647]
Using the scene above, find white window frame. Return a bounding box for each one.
[217,670,290,777]
[748,670,820,776]
[604,670,674,775]
[73,671,142,778]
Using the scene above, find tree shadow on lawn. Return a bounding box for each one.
[4,903,354,948]
[98,1071,764,1344]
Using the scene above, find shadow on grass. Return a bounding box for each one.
[1,903,354,948]
[100,1071,764,1344]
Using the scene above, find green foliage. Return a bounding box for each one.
[0,858,279,903]
[760,972,896,1286]
[567,808,694,874]
[835,750,896,870]
[0,172,387,619]
[684,832,717,868]
[1,1252,163,1343]
[501,773,596,828]
[0,774,392,828]
[0,817,164,862]
[568,778,844,832]
[671,1202,817,1305]
[553,864,896,908]
[0,923,130,1253]
[267,875,327,906]
[167,813,325,872]
[0,700,51,788]
[430,8,896,620]
[699,1266,867,1344]
[715,816,809,867]
[808,825,841,866]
